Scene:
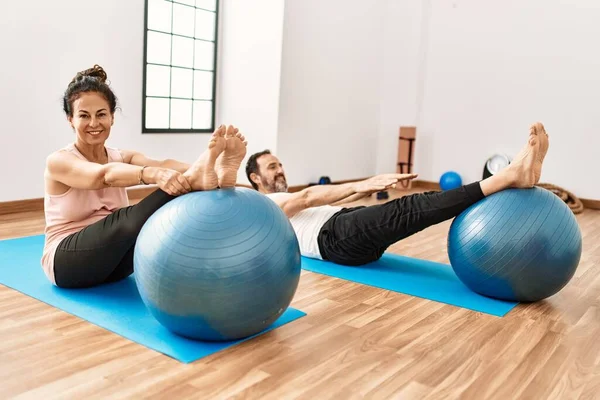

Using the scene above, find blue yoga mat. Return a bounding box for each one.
[301,253,518,317]
[0,235,306,363]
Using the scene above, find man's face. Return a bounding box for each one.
[254,154,289,193]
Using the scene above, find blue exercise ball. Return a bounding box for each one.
[448,187,582,302]
[133,187,301,341]
[440,171,462,191]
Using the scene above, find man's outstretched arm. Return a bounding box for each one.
[331,191,372,206]
[271,173,417,218]
[327,173,420,206]
[270,183,357,218]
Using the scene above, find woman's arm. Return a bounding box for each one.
[120,149,190,173]
[46,151,143,189]
[46,151,186,192]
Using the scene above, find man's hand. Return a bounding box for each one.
[353,173,418,194]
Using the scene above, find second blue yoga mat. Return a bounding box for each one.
[0,235,306,363]
[301,253,518,317]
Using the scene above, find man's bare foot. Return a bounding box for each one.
[216,125,248,188]
[183,125,226,190]
[533,121,550,166]
[506,122,550,188]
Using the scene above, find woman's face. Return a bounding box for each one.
[68,92,114,145]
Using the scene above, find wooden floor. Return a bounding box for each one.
[0,188,599,399]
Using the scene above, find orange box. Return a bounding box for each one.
[397,126,416,189]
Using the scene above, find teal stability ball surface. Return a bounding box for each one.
[134,187,302,341]
[448,187,582,302]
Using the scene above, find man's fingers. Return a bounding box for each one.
[398,173,418,180]
[380,173,418,180]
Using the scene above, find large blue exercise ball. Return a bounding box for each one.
[133,187,301,341]
[440,171,462,191]
[448,187,582,302]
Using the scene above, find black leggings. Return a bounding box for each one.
[53,190,175,288]
[317,182,486,266]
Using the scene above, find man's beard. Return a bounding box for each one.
[264,175,288,193]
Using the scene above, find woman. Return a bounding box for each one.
[42,65,248,288]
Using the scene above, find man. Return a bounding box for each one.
[245,123,549,266]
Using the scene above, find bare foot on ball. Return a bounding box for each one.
[216,125,248,188]
[183,125,226,190]
[506,122,550,188]
[533,121,550,168]
[480,122,550,197]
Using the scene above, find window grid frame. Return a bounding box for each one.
[142,0,219,134]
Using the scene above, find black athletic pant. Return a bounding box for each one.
[316,182,485,266]
[53,190,175,288]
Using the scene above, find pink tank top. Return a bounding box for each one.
[41,144,129,284]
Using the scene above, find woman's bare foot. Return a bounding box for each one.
[216,125,248,188]
[183,125,226,190]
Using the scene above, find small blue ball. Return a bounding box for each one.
[440,171,462,191]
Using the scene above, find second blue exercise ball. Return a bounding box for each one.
[133,187,301,341]
[440,171,462,190]
[448,187,582,302]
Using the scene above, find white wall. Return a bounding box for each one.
[390,0,599,199]
[4,0,598,202]
[275,0,385,186]
[376,0,428,175]
[218,0,285,184]
[0,0,284,202]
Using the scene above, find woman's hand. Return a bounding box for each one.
[153,168,193,196]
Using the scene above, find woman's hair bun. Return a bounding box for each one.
[71,64,108,85]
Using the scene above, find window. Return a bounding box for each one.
[142,0,219,133]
